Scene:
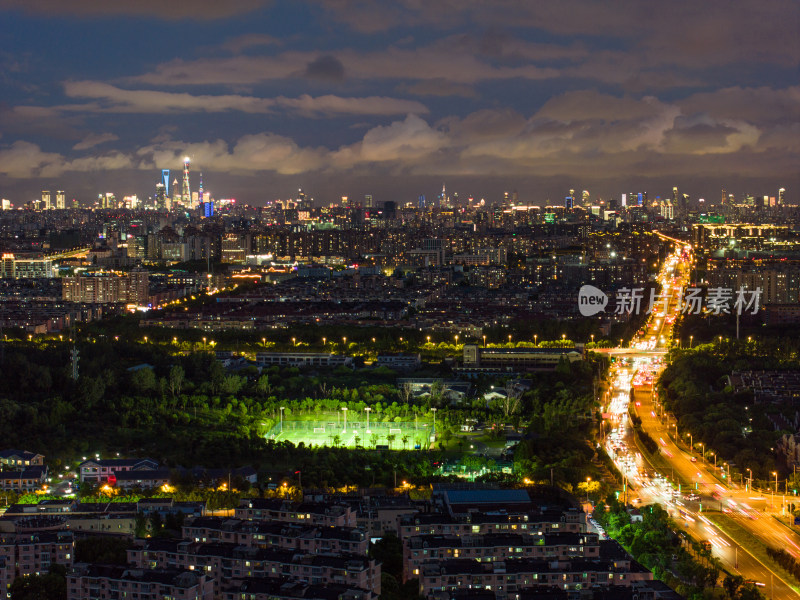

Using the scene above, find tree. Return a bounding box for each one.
[130,367,156,394]
[387,434,396,449]
[75,536,132,565]
[399,382,413,404]
[502,381,523,417]
[168,365,185,399]
[10,571,66,600]
[256,374,271,396]
[401,435,409,450]
[370,433,379,448]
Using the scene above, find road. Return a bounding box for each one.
[600,243,800,598]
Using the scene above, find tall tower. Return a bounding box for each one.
[181,157,191,207]
[779,188,786,206]
[56,191,66,210]
[41,191,51,210]
[197,172,204,210]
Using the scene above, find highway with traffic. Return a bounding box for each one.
[599,242,800,598]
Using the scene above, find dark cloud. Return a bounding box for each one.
[304,55,346,82]
[0,0,270,19]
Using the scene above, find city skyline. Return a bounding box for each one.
[0,0,798,204]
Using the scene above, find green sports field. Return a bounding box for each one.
[267,417,433,449]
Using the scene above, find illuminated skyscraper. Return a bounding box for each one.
[155,183,167,210]
[41,191,51,210]
[56,190,66,210]
[198,172,204,210]
[181,157,191,207]
[172,179,181,207]
[779,188,786,206]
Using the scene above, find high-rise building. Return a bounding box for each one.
[99,193,115,209]
[171,178,181,207]
[56,190,66,210]
[155,183,167,210]
[41,191,51,210]
[197,172,204,210]
[181,157,191,207]
[779,188,786,206]
[721,188,727,205]
[581,190,590,206]
[364,194,373,209]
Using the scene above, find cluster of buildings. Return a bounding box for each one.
[0,449,47,493]
[0,482,674,600]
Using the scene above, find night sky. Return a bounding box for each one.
[0,0,798,206]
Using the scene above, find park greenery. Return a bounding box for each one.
[0,327,614,495]
[658,338,800,484]
[595,497,763,600]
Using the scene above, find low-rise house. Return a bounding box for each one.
[79,458,159,483]
[0,450,45,468]
[0,465,47,492]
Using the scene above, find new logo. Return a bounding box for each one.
[578,285,609,316]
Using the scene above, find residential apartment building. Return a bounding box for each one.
[62,269,149,304]
[67,565,214,600]
[404,532,600,580]
[418,550,653,598]
[235,499,356,527]
[127,540,380,595]
[182,517,368,555]
[0,531,74,595]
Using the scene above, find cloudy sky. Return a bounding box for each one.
[0,0,798,206]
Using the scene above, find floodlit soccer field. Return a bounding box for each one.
[267,418,433,449]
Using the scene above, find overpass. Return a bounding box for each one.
[45,246,91,260]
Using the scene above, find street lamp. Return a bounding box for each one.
[585,477,591,503]
[427,335,431,344]
[534,334,538,346]
[773,471,778,508]
[322,337,326,346]
[280,407,285,433]
[686,433,693,454]
[454,334,459,345]
[202,336,206,350]
[482,335,486,347]
[342,407,348,434]
[432,408,437,439]
[747,468,752,491]
[689,335,693,348]
[699,442,704,461]
[365,407,371,433]
[262,337,266,349]
[508,334,512,344]
[292,337,296,347]
[590,334,594,344]
[342,336,347,347]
